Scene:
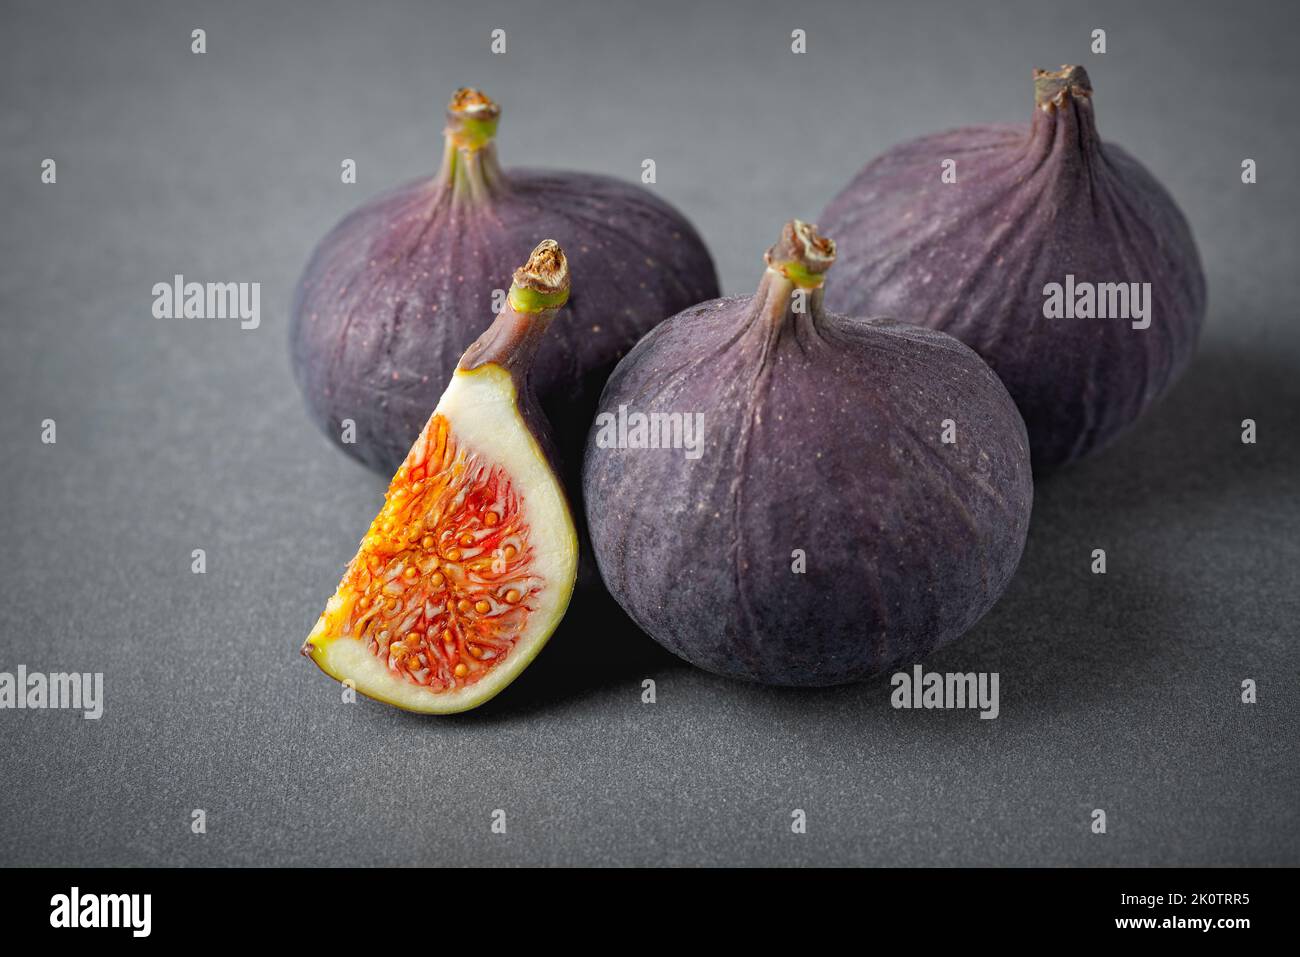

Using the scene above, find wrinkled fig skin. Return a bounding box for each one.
[821,68,1206,469]
[583,255,1033,686]
[292,163,718,477]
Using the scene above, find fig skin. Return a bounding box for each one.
[583,222,1033,687]
[820,66,1206,470]
[290,88,719,476]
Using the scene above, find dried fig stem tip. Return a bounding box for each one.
[764,220,837,288]
[459,240,569,374]
[509,240,570,312]
[446,87,501,150]
[1034,65,1092,111]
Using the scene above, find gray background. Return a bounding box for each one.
[1,0,1297,866]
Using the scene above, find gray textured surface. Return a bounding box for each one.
[1,0,1297,867]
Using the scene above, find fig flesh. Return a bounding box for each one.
[821,66,1206,469]
[303,242,578,713]
[583,222,1033,686]
[290,88,719,476]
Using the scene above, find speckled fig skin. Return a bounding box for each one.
[583,222,1033,686]
[291,88,719,476]
[821,66,1206,469]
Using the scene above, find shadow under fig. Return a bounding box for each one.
[909,338,1300,728]
[1045,340,1299,521]
[469,571,688,720]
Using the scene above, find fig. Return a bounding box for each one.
[290,87,719,476]
[302,241,578,713]
[821,66,1206,469]
[583,221,1033,686]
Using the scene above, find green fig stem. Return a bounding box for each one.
[506,285,570,312]
[752,220,835,330]
[437,87,507,204]
[508,239,570,312]
[1033,65,1092,111]
[764,220,836,289]
[459,241,569,376]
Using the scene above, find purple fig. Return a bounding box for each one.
[821,66,1206,469]
[583,221,1033,686]
[291,88,719,475]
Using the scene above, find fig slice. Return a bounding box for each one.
[302,241,578,713]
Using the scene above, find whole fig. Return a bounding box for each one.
[821,66,1206,469]
[583,221,1033,686]
[291,88,719,475]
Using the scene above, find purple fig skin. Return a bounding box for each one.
[820,66,1206,470]
[583,222,1033,687]
[290,90,719,476]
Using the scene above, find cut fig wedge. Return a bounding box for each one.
[303,241,578,713]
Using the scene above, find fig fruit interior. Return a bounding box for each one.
[584,221,1033,686]
[303,241,578,714]
[821,65,1206,469]
[290,87,719,477]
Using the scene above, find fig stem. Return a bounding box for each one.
[1034,65,1092,110]
[747,221,836,333]
[508,240,570,312]
[459,241,569,375]
[764,220,836,289]
[507,285,569,312]
[437,88,507,203]
[1028,64,1102,161]
[445,87,501,149]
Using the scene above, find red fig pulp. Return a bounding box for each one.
[291,88,719,476]
[821,66,1206,469]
